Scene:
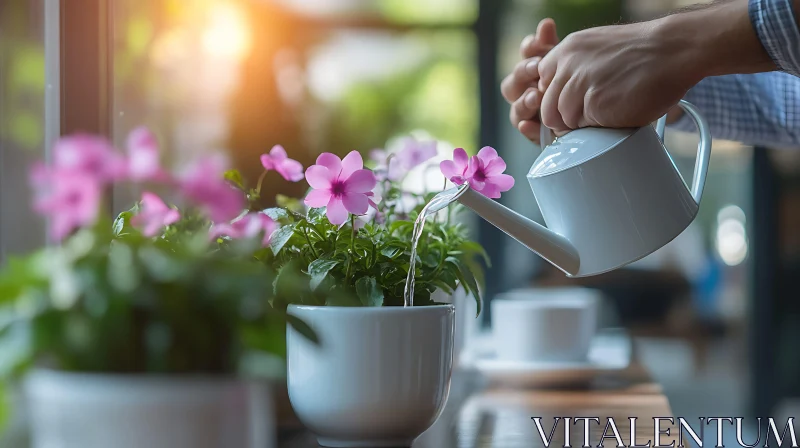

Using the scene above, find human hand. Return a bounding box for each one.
[501,19,559,145]
[536,18,703,133]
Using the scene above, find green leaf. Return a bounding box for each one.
[112,204,139,237]
[355,277,384,307]
[446,256,482,318]
[308,258,339,290]
[273,258,306,294]
[459,241,491,267]
[286,314,319,345]
[380,246,403,259]
[389,221,413,233]
[326,290,361,307]
[269,223,298,255]
[263,207,289,222]
[307,207,326,223]
[224,169,245,190]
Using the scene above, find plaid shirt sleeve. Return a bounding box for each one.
[671,72,800,146]
[750,0,800,77]
[670,0,800,146]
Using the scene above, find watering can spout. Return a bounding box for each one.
[455,187,580,276]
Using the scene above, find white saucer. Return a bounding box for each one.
[461,328,632,387]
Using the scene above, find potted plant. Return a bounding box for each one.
[215,137,513,447]
[0,129,314,448]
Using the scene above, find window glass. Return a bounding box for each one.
[111,0,478,207]
[0,0,47,260]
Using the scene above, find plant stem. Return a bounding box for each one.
[345,215,356,282]
[303,228,319,258]
[255,171,268,198]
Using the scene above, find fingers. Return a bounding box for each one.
[540,73,568,132]
[558,76,585,130]
[537,51,557,93]
[509,88,541,129]
[501,57,541,103]
[521,19,559,59]
[518,120,541,144]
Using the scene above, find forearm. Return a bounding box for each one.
[654,0,777,83]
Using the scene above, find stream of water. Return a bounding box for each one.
[403,184,470,307]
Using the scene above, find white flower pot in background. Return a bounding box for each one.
[24,370,274,448]
[431,287,478,368]
[286,305,455,448]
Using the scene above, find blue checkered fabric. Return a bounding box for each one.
[670,0,800,146]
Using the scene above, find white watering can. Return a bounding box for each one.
[446,100,712,278]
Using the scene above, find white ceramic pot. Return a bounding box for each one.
[286,305,456,448]
[24,370,274,448]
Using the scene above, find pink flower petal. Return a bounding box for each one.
[340,151,364,179]
[478,184,502,199]
[177,155,244,223]
[33,171,102,241]
[305,165,333,189]
[489,173,515,191]
[326,198,349,225]
[305,189,332,208]
[387,158,405,181]
[484,157,507,176]
[210,223,240,240]
[343,169,377,194]
[276,158,304,182]
[163,209,181,226]
[477,146,498,165]
[465,156,481,179]
[342,192,369,216]
[316,153,342,176]
[126,127,161,181]
[440,160,461,180]
[450,176,466,186]
[453,148,469,168]
[260,154,275,171]
[270,145,288,161]
[140,191,169,212]
[369,149,387,164]
[468,178,486,191]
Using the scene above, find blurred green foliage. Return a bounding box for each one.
[0,1,46,152]
[0,212,308,378]
[379,0,478,24]
[540,0,625,35]
[327,30,478,156]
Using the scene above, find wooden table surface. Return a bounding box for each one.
[278,362,678,448]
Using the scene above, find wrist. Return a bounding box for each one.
[648,14,710,89]
[655,0,775,80]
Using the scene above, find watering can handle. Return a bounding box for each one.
[654,100,712,204]
[539,116,556,148]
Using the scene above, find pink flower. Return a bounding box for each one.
[131,192,180,237]
[32,171,102,241]
[368,148,404,181]
[439,147,470,186]
[440,147,514,199]
[396,138,437,171]
[126,127,167,182]
[261,145,304,182]
[210,212,277,246]
[52,134,126,182]
[464,147,515,198]
[369,149,387,165]
[178,155,245,223]
[304,151,377,225]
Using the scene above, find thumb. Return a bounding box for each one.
[536,18,559,46]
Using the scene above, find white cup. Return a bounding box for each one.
[490,288,599,363]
